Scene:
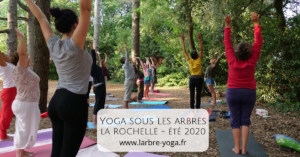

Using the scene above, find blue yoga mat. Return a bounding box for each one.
[87,122,96,129]
[130,101,168,105]
[133,106,171,109]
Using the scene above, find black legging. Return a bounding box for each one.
[189,76,204,109]
[48,89,88,157]
[93,84,106,115]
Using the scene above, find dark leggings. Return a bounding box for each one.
[48,89,88,157]
[226,88,256,129]
[93,85,106,115]
[189,76,204,109]
[137,82,144,101]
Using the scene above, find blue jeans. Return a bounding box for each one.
[205,78,215,85]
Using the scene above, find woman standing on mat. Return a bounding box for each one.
[204,52,224,105]
[11,28,40,157]
[224,12,263,155]
[136,57,151,98]
[24,0,92,156]
[149,57,157,93]
[89,41,106,126]
[180,33,204,109]
[0,50,17,142]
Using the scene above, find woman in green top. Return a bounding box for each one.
[180,33,204,109]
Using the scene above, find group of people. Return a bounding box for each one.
[0,0,262,155]
[118,45,158,109]
[182,12,263,155]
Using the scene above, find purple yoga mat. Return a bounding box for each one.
[0,131,52,148]
[124,152,170,157]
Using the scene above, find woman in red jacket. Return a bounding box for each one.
[224,12,263,155]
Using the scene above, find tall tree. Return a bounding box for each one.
[17,0,35,60]
[93,0,101,48]
[33,0,51,113]
[6,0,18,55]
[131,0,140,66]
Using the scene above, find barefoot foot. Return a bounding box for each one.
[232,148,240,154]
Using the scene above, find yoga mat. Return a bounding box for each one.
[124,151,170,157]
[202,102,223,107]
[0,136,96,157]
[216,130,269,157]
[0,131,52,148]
[149,93,171,97]
[130,101,168,105]
[106,104,123,108]
[89,104,122,108]
[90,93,95,96]
[208,110,217,122]
[87,122,96,129]
[142,97,168,101]
[77,145,119,157]
[133,106,171,109]
[106,97,120,101]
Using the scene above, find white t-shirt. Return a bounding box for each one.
[89,75,93,82]
[0,62,16,88]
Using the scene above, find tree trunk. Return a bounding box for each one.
[274,0,286,32]
[6,0,18,55]
[187,8,196,51]
[131,0,140,66]
[27,11,35,60]
[93,0,101,49]
[33,0,51,113]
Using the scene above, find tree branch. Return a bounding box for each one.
[0,29,9,34]
[17,0,29,12]
[237,0,254,17]
[0,17,7,21]
[259,3,274,17]
[0,17,28,22]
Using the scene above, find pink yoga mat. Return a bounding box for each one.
[142,97,168,101]
[0,136,96,157]
[124,152,170,157]
[149,93,171,97]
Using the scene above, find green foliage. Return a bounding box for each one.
[255,15,300,111]
[49,61,58,80]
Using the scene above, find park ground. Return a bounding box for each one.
[4,80,300,157]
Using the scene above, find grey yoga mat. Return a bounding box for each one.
[216,130,269,157]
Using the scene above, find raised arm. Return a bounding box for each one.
[25,0,54,43]
[197,33,204,60]
[124,44,130,65]
[15,28,28,68]
[0,51,7,67]
[104,53,107,64]
[150,57,155,67]
[146,57,150,67]
[71,0,92,50]
[223,15,235,61]
[212,52,224,68]
[136,57,145,69]
[251,12,263,62]
[180,35,189,60]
